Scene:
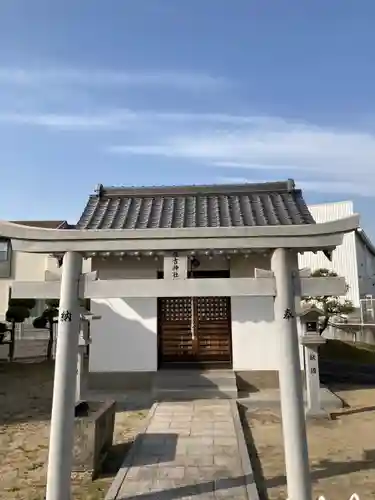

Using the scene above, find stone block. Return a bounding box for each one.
[72,400,116,480]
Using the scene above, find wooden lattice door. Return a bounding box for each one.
[158,296,232,365]
[195,297,231,363]
[159,297,194,363]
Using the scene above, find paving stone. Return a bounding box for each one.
[214,421,235,429]
[150,423,173,430]
[214,456,241,472]
[123,466,142,480]
[150,478,186,492]
[153,412,174,419]
[192,424,214,429]
[215,486,248,499]
[184,467,216,484]
[186,445,214,456]
[172,414,193,420]
[213,430,235,437]
[157,466,185,480]
[184,455,215,466]
[118,479,152,495]
[153,414,173,420]
[213,437,237,446]
[173,429,191,436]
[136,465,160,481]
[213,445,239,456]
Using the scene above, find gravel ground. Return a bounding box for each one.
[241,387,375,500]
[0,361,148,500]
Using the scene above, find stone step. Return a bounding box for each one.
[152,369,238,400]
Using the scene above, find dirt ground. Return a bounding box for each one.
[242,387,375,500]
[0,361,148,500]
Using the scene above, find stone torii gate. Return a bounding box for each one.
[0,215,359,500]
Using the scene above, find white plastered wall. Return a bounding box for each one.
[89,257,158,373]
[90,253,305,373]
[230,255,304,371]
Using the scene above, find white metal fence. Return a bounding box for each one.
[322,295,375,345]
[360,295,375,325]
[15,317,57,340]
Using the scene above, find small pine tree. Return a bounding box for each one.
[303,268,355,335]
[5,298,36,360]
[32,298,91,360]
[0,321,8,344]
[33,299,59,360]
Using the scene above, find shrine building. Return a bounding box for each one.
[0,180,358,393]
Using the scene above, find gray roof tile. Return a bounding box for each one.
[76,180,315,230]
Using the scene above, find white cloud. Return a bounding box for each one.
[107,115,375,197]
[1,103,374,197]
[218,177,375,198]
[0,111,137,130]
[0,110,283,131]
[0,67,227,90]
[212,161,303,171]
[0,109,267,131]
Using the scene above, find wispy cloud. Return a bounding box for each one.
[0,67,228,90]
[1,103,374,197]
[107,114,375,197]
[0,110,277,131]
[218,177,375,198]
[0,111,137,130]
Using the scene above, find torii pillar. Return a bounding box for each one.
[45,251,83,500]
[271,248,312,500]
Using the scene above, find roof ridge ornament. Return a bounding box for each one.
[94,184,104,198]
[287,178,295,191]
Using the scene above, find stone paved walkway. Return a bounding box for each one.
[106,400,257,500]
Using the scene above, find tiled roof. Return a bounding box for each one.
[76,180,315,230]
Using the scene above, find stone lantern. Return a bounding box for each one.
[299,304,327,418]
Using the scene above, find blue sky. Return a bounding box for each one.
[1,0,375,237]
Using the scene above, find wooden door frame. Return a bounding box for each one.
[157,269,233,369]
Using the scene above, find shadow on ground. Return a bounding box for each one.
[265,452,375,489]
[99,442,134,479]
[238,403,270,500]
[331,405,375,418]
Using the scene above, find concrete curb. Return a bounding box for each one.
[230,400,260,500]
[104,402,158,500]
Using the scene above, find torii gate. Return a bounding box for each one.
[0,215,359,500]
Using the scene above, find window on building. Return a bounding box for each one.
[0,240,9,262]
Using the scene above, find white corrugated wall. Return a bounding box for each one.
[298,201,360,306]
[355,234,375,298]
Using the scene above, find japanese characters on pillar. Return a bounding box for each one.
[59,310,72,323]
[306,347,319,379]
[283,308,295,320]
[163,252,187,280]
